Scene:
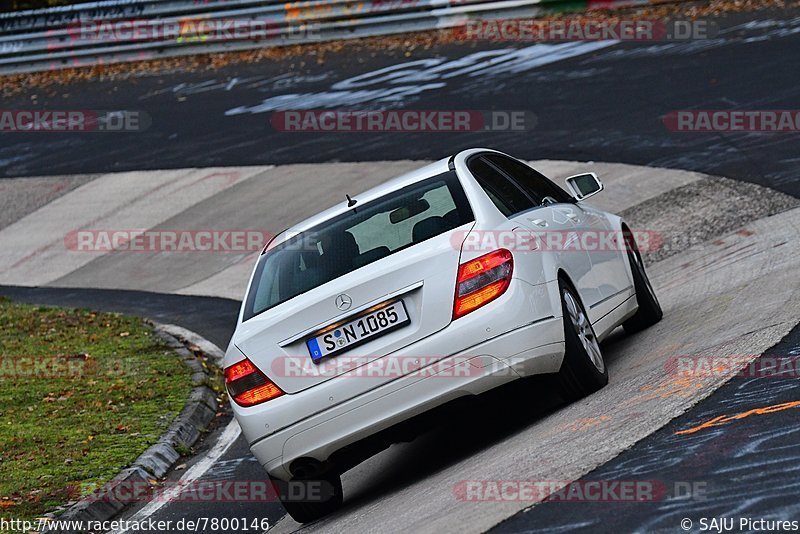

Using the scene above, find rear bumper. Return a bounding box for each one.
[247,312,564,480]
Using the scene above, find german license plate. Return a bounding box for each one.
[306,301,409,362]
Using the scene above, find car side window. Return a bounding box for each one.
[485,154,572,205]
[467,156,535,216]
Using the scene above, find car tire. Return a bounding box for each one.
[271,472,343,523]
[622,230,663,334]
[557,280,608,401]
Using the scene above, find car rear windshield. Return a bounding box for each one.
[243,171,473,321]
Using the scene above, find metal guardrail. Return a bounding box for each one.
[0,0,639,74]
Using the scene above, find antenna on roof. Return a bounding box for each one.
[346,194,357,208]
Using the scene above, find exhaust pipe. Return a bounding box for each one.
[290,457,326,479]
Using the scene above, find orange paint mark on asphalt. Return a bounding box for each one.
[674,415,729,435]
[637,374,705,402]
[563,415,611,433]
[675,400,800,436]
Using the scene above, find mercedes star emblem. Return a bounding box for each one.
[335,294,353,310]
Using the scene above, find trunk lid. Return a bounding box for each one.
[234,225,472,393]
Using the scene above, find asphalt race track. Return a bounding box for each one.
[2,159,798,533]
[2,4,800,534]
[1,8,800,197]
[492,322,800,533]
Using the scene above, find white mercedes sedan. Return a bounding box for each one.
[224,148,662,522]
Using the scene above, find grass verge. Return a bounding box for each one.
[0,297,192,521]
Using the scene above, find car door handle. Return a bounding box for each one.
[565,213,579,221]
[528,218,548,227]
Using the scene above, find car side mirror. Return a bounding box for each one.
[565,172,604,201]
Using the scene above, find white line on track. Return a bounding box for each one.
[110,420,242,534]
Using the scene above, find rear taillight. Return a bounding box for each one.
[225,358,283,407]
[453,248,514,319]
